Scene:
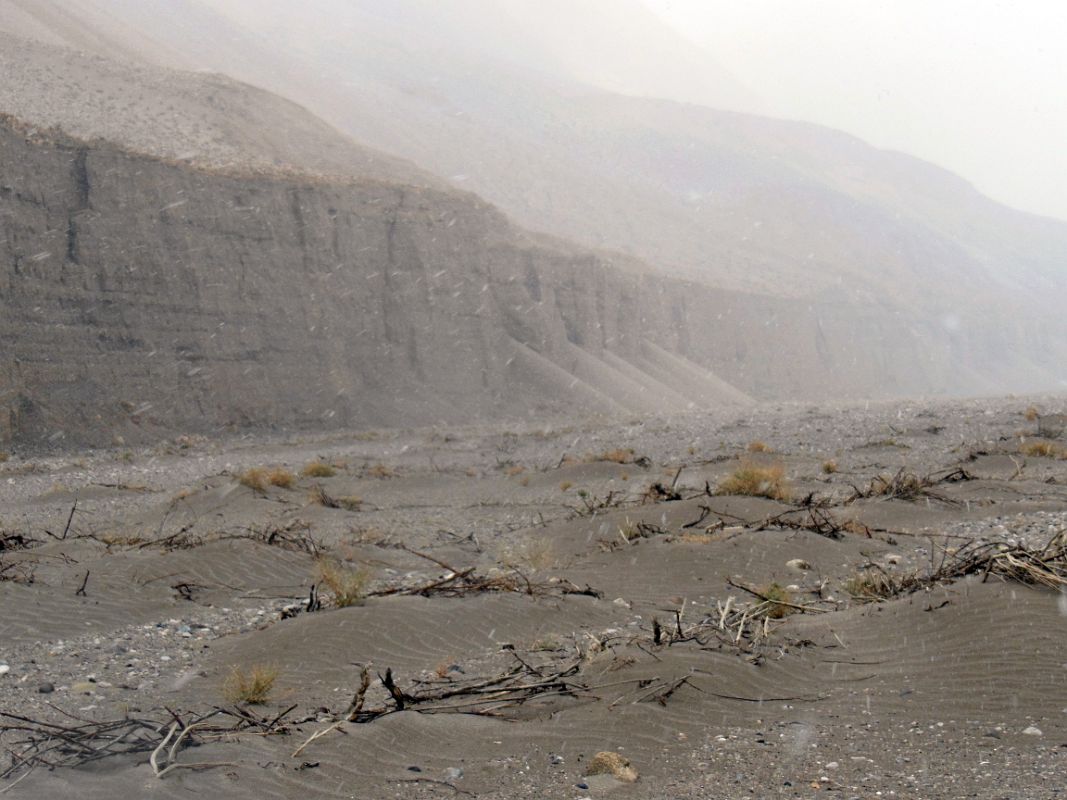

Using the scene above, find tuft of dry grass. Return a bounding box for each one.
[559,481,573,492]
[0,452,8,464]
[821,459,839,474]
[506,465,526,477]
[717,461,791,501]
[97,532,146,548]
[316,558,370,607]
[592,448,636,464]
[844,570,897,602]
[586,751,639,783]
[239,468,269,492]
[302,461,337,478]
[171,488,195,503]
[867,470,925,498]
[747,441,771,453]
[223,664,278,705]
[308,485,363,511]
[336,496,363,511]
[1020,440,1060,458]
[760,582,794,619]
[267,468,295,488]
[367,463,396,479]
[506,539,557,572]
[1025,405,1040,422]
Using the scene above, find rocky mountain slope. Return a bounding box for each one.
[2,0,1062,396]
[1,6,1066,446]
[3,109,1057,447]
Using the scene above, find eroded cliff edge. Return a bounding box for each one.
[0,120,1057,446]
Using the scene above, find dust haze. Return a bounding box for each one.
[2,3,1067,799]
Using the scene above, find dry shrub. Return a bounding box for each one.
[239,468,268,492]
[532,635,563,652]
[844,570,898,601]
[678,531,717,544]
[747,441,771,453]
[97,532,145,547]
[586,751,639,783]
[1025,405,1040,422]
[308,485,362,511]
[592,448,635,464]
[507,539,556,571]
[302,461,337,478]
[316,558,370,607]
[519,476,531,487]
[1021,440,1060,458]
[223,664,278,705]
[822,459,839,474]
[559,481,573,491]
[367,463,396,479]
[841,519,871,536]
[0,452,8,463]
[506,465,526,477]
[336,496,363,511]
[268,468,295,488]
[760,582,794,619]
[171,488,194,503]
[717,461,791,501]
[867,471,925,498]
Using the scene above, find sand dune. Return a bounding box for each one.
[4,397,1067,797]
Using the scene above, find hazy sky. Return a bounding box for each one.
[641,0,1067,222]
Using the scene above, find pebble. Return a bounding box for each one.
[37,682,55,694]
[1023,725,1043,736]
[786,559,811,571]
[443,767,463,780]
[825,761,839,770]
[0,665,9,676]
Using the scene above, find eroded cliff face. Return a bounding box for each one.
[0,122,741,445]
[0,122,1059,447]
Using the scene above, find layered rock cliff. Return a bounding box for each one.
[0,120,748,445]
[4,118,1061,447]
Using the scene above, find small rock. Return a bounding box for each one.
[786,559,811,571]
[613,597,632,609]
[1023,725,1043,736]
[825,761,839,770]
[0,665,9,676]
[585,751,638,783]
[549,753,565,765]
[407,765,422,773]
[443,767,463,780]
[885,554,902,565]
[37,682,55,694]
